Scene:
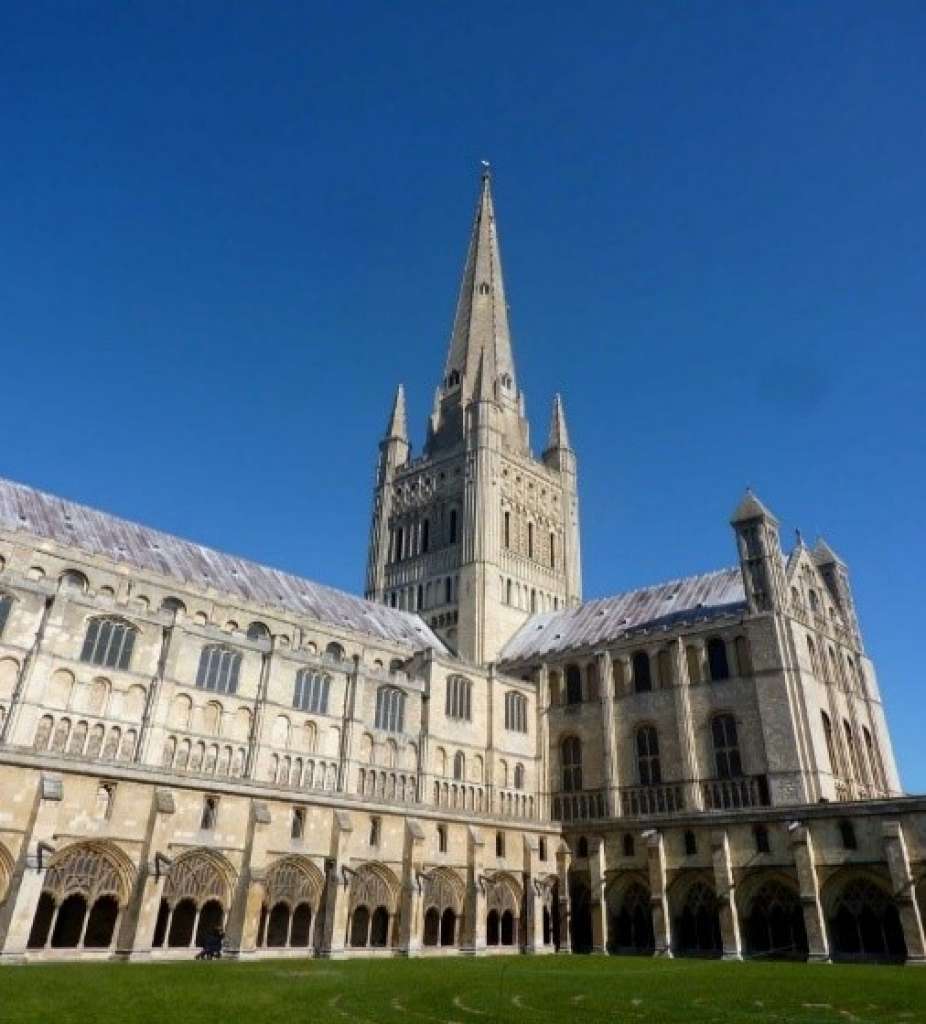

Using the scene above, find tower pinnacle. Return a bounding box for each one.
[545,393,572,451]
[384,384,408,443]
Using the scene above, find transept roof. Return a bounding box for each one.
[498,567,746,662]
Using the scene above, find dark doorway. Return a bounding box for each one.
[423,907,440,946]
[569,873,593,953]
[83,895,119,948]
[440,908,456,946]
[51,894,87,948]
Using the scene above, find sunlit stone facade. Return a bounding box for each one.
[0,171,923,964]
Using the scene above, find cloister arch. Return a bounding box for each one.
[421,867,465,947]
[822,869,906,961]
[348,862,400,949]
[605,873,654,955]
[27,841,135,952]
[485,872,522,948]
[257,856,324,950]
[670,874,721,957]
[737,871,807,959]
[0,841,13,906]
[151,849,236,951]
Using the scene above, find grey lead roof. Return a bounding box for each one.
[0,477,447,655]
[499,568,746,663]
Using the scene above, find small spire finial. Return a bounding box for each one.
[480,159,491,181]
[795,527,803,545]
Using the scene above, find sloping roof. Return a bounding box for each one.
[498,568,746,663]
[0,477,447,654]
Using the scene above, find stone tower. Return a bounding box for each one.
[365,167,582,664]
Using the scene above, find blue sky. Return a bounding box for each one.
[2,2,924,787]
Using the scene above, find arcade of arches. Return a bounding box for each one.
[2,827,924,962]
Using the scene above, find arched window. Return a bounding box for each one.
[577,836,589,858]
[753,824,771,854]
[59,570,88,594]
[863,727,885,791]
[632,651,651,693]
[743,881,807,958]
[821,711,838,776]
[808,589,819,613]
[673,881,720,956]
[622,833,635,857]
[528,522,534,559]
[636,726,661,785]
[453,751,465,781]
[293,670,330,714]
[549,532,556,569]
[505,579,513,605]
[684,829,697,856]
[246,621,269,641]
[80,618,137,671]
[445,676,472,721]
[448,509,458,545]
[375,686,406,733]
[565,664,582,704]
[195,646,242,695]
[437,825,447,853]
[160,597,186,618]
[561,736,582,792]
[843,720,865,783]
[0,592,12,637]
[711,714,742,779]
[421,518,430,554]
[503,510,511,548]
[839,820,857,850]
[325,643,345,662]
[513,763,525,790]
[504,691,527,732]
[706,638,730,681]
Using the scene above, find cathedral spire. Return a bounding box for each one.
[384,384,408,442]
[443,165,516,404]
[545,393,572,451]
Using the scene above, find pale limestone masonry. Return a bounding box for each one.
[0,169,923,965]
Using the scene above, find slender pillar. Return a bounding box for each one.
[882,821,926,964]
[789,823,829,962]
[645,830,672,957]
[588,837,608,953]
[674,638,703,811]
[710,829,742,960]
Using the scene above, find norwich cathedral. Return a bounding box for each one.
[0,170,923,966]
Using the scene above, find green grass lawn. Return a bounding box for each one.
[2,956,924,1024]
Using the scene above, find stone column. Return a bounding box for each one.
[0,773,62,961]
[597,650,620,817]
[882,821,926,964]
[239,877,267,956]
[468,826,487,953]
[674,638,703,811]
[319,811,354,958]
[645,829,672,957]
[399,819,425,956]
[710,829,742,960]
[536,664,551,820]
[555,841,571,953]
[588,836,608,953]
[118,787,177,959]
[789,823,828,962]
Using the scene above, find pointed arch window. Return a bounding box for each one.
[503,511,511,549]
[375,686,406,733]
[293,671,330,714]
[195,645,241,695]
[711,714,742,779]
[528,522,534,559]
[445,675,472,721]
[549,532,556,569]
[0,593,12,638]
[632,651,652,693]
[706,637,730,681]
[80,617,137,671]
[636,726,661,785]
[453,751,465,781]
[561,736,582,792]
[821,711,839,776]
[504,691,527,733]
